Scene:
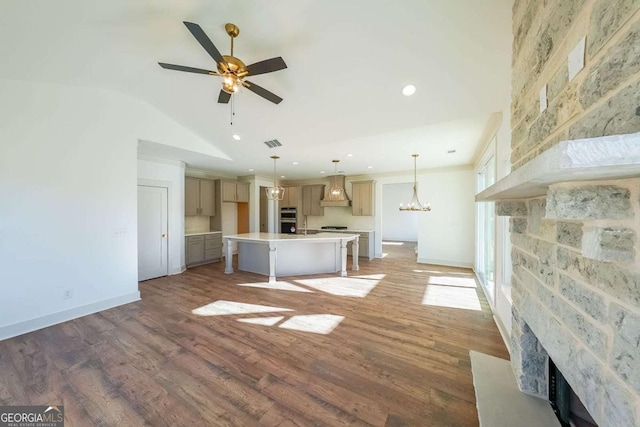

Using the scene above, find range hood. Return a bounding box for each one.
[320,175,351,207]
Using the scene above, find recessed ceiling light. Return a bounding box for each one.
[292,161,299,165]
[367,166,373,169]
[346,153,353,157]
[320,171,326,174]
[248,168,254,171]
[447,149,456,154]
[232,134,241,141]
[402,84,416,96]
[280,175,285,178]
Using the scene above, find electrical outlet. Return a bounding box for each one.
[63,289,73,299]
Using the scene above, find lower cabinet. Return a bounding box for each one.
[186,233,222,267]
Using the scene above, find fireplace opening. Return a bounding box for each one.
[549,359,598,427]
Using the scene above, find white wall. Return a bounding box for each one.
[382,183,418,241]
[416,168,476,268]
[0,79,218,339]
[371,168,475,266]
[137,155,186,275]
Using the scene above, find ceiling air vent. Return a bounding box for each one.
[263,139,282,148]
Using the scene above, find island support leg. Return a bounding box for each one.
[352,236,360,271]
[268,241,277,284]
[224,238,234,274]
[340,239,348,277]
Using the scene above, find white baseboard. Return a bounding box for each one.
[493,314,512,355]
[416,258,474,269]
[0,292,141,341]
[170,265,186,275]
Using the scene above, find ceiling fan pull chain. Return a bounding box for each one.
[230,94,233,125]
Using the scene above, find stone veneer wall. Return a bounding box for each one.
[505,1,640,426]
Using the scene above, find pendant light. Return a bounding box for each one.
[265,155,285,201]
[327,160,345,201]
[399,154,431,211]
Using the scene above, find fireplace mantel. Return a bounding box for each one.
[476,132,640,201]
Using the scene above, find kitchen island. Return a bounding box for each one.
[224,232,359,283]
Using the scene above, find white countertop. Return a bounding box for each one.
[225,232,359,242]
[185,231,222,237]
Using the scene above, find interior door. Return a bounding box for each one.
[138,185,168,281]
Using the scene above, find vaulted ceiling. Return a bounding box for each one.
[0,0,512,179]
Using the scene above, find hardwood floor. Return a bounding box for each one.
[0,241,508,426]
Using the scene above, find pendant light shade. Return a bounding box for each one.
[327,160,345,201]
[265,155,285,201]
[399,154,431,212]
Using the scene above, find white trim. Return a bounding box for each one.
[0,292,140,341]
[137,153,186,168]
[171,266,186,275]
[493,314,512,354]
[417,258,473,268]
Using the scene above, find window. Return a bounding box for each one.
[477,153,496,304]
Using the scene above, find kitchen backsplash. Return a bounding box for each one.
[185,216,211,234]
[305,207,375,231]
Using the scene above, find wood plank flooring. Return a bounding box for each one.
[0,242,508,426]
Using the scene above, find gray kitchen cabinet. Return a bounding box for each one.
[328,230,375,260]
[302,184,325,216]
[185,178,215,216]
[222,181,250,203]
[186,233,222,267]
[351,180,374,216]
[281,186,299,208]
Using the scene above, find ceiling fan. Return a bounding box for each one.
[159,22,287,104]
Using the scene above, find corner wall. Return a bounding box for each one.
[0,80,216,339]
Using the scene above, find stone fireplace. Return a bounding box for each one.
[480,134,640,427]
[476,1,640,425]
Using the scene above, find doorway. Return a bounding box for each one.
[137,185,168,281]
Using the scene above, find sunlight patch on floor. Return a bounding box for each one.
[382,241,405,246]
[192,300,293,316]
[294,274,385,298]
[427,276,477,288]
[278,314,345,334]
[237,316,284,326]
[237,281,313,293]
[422,285,482,311]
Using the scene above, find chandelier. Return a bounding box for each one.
[265,155,285,201]
[399,154,431,212]
[327,160,345,201]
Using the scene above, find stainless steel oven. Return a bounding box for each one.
[280,208,297,234]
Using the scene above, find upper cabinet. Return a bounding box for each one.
[185,177,216,216]
[302,184,325,216]
[281,186,299,208]
[351,180,374,216]
[222,181,250,203]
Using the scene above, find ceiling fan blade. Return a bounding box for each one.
[246,57,287,76]
[244,80,283,104]
[218,90,231,104]
[158,62,217,75]
[183,21,225,65]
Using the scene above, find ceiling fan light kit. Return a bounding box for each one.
[159,21,287,106]
[399,154,431,212]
